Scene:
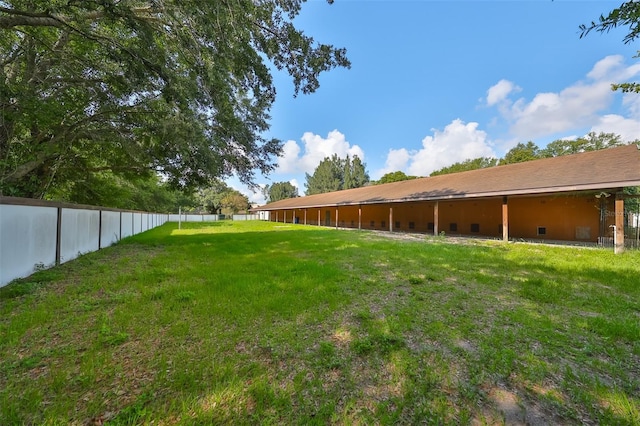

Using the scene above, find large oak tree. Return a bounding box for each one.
[0,1,350,198]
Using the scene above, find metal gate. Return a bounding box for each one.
[598,193,640,250]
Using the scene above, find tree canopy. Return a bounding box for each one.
[372,171,418,185]
[265,181,298,203]
[305,154,369,195]
[430,157,497,176]
[0,1,350,200]
[424,133,635,177]
[499,142,541,165]
[580,1,640,93]
[195,179,248,215]
[541,132,624,157]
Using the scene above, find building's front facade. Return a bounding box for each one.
[256,145,640,251]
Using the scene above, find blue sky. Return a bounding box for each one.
[233,0,640,203]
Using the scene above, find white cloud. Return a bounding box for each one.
[489,55,640,141]
[591,114,640,142]
[276,130,365,175]
[289,179,300,196]
[276,140,301,173]
[486,79,520,107]
[622,92,640,120]
[586,55,624,80]
[376,119,495,177]
[374,148,410,179]
[509,80,613,139]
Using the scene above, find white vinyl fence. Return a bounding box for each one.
[232,214,260,221]
[0,197,170,288]
[167,213,223,222]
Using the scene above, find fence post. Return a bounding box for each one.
[98,210,103,249]
[55,207,62,265]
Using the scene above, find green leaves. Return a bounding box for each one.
[305,154,369,195]
[265,181,298,203]
[0,0,350,201]
[580,2,640,93]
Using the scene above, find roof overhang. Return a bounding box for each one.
[253,181,640,211]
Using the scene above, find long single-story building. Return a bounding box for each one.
[255,144,640,252]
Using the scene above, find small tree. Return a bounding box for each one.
[221,192,250,215]
[499,142,542,165]
[266,182,299,203]
[430,157,497,176]
[373,171,418,185]
[196,180,233,214]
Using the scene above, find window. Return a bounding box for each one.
[449,223,457,232]
[427,222,434,231]
[370,220,375,228]
[537,226,546,236]
[395,221,401,229]
[409,222,415,230]
[351,220,355,227]
[470,223,480,233]
[381,221,386,228]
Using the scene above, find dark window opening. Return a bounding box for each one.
[470,223,480,233]
[449,223,458,232]
[409,222,415,229]
[537,226,546,236]
[381,221,386,228]
[395,221,401,229]
[351,220,355,227]
[428,222,435,231]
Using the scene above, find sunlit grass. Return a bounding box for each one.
[1,221,639,424]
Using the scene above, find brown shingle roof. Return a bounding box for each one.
[259,144,640,210]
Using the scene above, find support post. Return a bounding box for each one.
[98,210,103,249]
[358,206,362,230]
[615,196,625,254]
[389,207,393,232]
[502,196,509,242]
[55,207,62,265]
[304,209,307,225]
[433,202,439,236]
[335,208,339,229]
[318,210,321,226]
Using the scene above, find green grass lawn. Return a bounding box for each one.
[1,221,639,425]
